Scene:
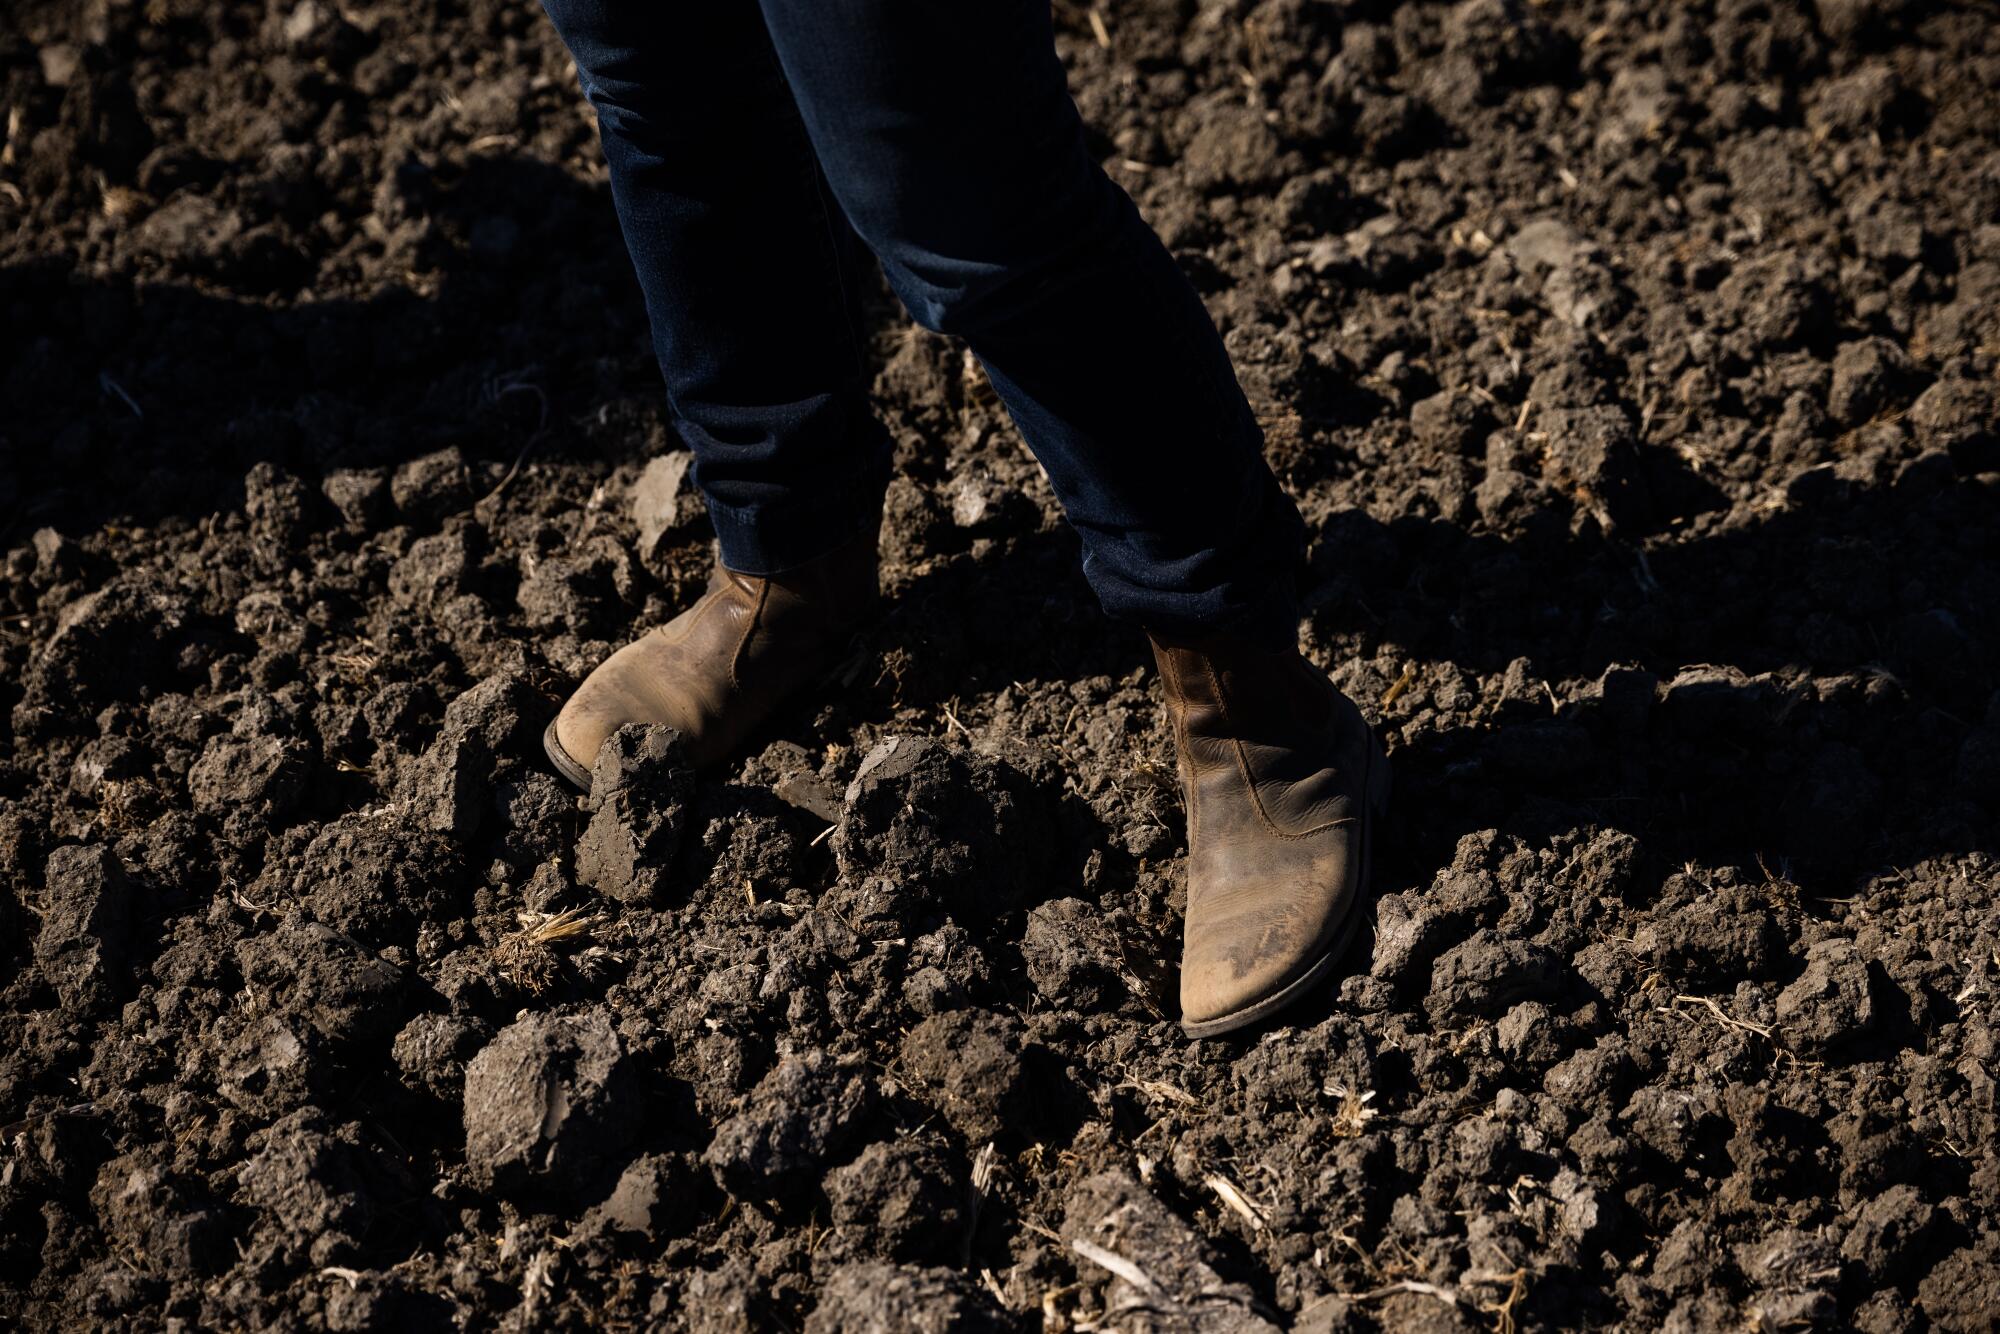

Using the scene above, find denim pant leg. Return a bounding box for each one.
[539,0,889,574]
[756,0,1305,645]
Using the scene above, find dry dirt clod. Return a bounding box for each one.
[33,843,134,1011]
[461,1009,643,1197]
[574,723,691,904]
[804,1261,1012,1333]
[1061,1171,1280,1333]
[702,1049,875,1194]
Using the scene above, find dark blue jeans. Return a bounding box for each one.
[539,0,1305,645]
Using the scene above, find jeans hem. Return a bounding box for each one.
[704,482,884,576]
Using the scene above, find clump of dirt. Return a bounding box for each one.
[4,0,2000,1329]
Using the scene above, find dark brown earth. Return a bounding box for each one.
[4,0,1999,1329]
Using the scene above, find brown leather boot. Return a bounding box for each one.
[544,534,879,787]
[1150,634,1389,1038]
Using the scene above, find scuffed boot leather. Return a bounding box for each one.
[545,534,878,787]
[1150,633,1389,1037]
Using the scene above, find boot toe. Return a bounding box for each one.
[1179,956,1281,1031]
[548,666,635,788]
[545,707,600,790]
[1179,901,1330,1032]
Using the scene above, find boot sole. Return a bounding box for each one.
[544,720,596,793]
[1179,729,1392,1040]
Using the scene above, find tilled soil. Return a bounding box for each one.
[4,0,1998,1329]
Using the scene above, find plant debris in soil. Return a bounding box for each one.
[4,0,1999,1330]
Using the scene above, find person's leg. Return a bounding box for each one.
[755,0,1305,646]
[538,0,885,783]
[756,0,1380,1038]
[539,0,888,573]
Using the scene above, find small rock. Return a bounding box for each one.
[1544,261,1625,330]
[1599,65,1679,151]
[31,526,83,584]
[947,471,1021,531]
[38,43,81,88]
[1505,217,1587,277]
[1551,1166,1612,1245]
[772,771,844,825]
[1338,212,1441,289]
